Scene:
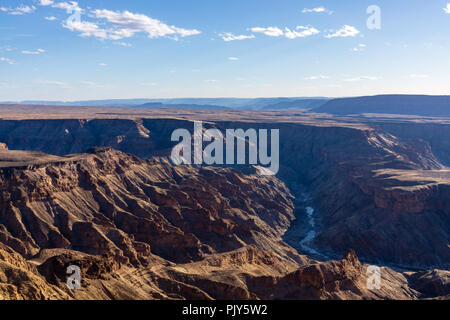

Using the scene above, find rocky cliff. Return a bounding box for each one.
[0,118,448,269]
[0,147,300,266]
[0,113,449,299]
[0,145,448,299]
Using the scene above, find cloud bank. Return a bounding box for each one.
[325,25,359,38]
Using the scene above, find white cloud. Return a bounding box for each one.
[228,57,239,61]
[0,57,16,65]
[0,46,15,52]
[251,27,284,37]
[45,16,57,21]
[302,7,332,14]
[21,49,45,55]
[351,43,366,52]
[63,20,126,40]
[140,82,158,86]
[38,0,54,6]
[343,76,381,82]
[51,1,82,11]
[89,9,200,40]
[43,4,200,41]
[13,5,36,14]
[444,4,450,13]
[250,26,319,39]
[284,26,319,39]
[204,80,219,83]
[1,5,36,15]
[325,25,360,38]
[220,33,255,41]
[99,63,107,67]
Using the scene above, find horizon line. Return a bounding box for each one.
[3,93,450,104]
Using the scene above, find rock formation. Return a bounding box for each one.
[0,109,448,300]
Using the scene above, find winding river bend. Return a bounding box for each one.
[300,206,321,256]
[285,184,329,260]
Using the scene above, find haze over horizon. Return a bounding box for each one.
[1,0,450,101]
[5,94,450,106]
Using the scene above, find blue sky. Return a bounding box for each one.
[1,0,450,101]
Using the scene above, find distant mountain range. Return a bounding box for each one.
[313,95,450,117]
[0,97,329,110]
[135,102,230,110]
[261,99,330,110]
[3,95,450,117]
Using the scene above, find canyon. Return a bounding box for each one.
[0,105,449,300]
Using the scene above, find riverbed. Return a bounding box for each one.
[283,184,329,260]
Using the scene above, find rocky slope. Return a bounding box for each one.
[0,147,447,300]
[0,112,449,299]
[375,122,450,166]
[204,122,450,269]
[0,117,449,269]
[2,239,445,300]
[0,147,301,265]
[0,119,155,158]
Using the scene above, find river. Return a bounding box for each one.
[286,184,329,260]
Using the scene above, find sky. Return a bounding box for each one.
[1,0,450,101]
